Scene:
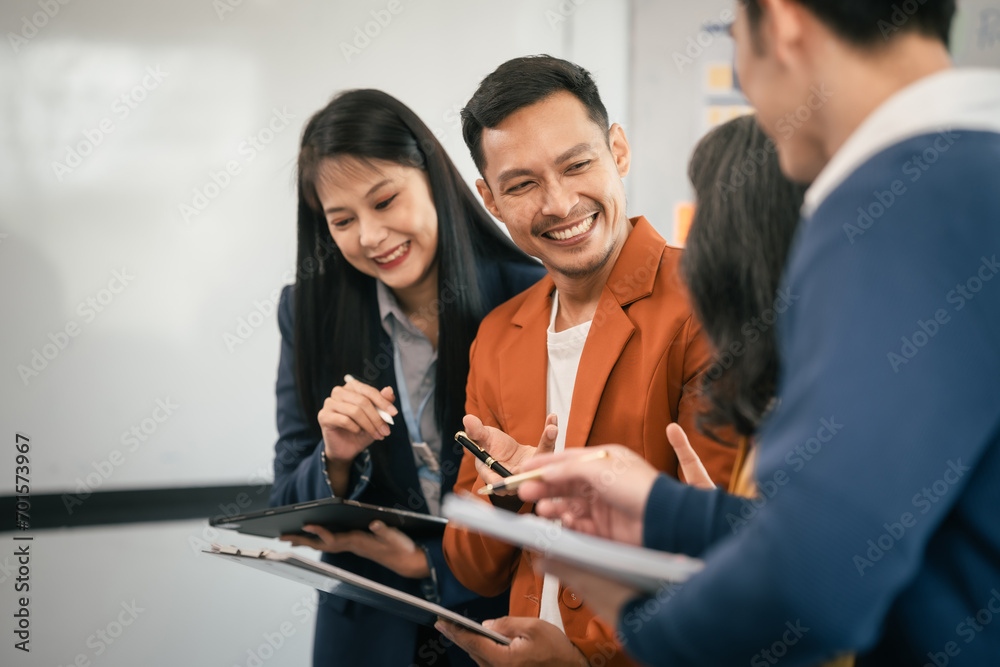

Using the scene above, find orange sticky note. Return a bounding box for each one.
[674,202,695,246]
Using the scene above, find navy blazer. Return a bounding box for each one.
[271,257,544,666]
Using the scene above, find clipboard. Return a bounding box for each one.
[442,494,704,594]
[210,497,447,540]
[203,544,511,645]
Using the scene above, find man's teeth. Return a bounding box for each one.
[546,214,596,241]
[374,241,410,264]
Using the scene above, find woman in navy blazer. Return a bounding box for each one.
[270,89,543,666]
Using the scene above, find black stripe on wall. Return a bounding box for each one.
[1,484,274,532]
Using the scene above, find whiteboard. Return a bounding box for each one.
[0,0,629,494]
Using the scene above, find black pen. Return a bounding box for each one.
[455,431,512,477]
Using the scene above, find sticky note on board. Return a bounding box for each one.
[707,63,734,92]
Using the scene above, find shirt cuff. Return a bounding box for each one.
[419,546,440,604]
[319,447,374,500]
[643,473,722,557]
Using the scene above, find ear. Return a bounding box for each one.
[758,0,806,68]
[476,178,504,223]
[608,123,631,179]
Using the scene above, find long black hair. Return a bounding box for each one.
[681,114,807,440]
[294,89,532,441]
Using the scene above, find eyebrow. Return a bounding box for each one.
[555,142,594,165]
[496,143,595,187]
[323,178,393,215]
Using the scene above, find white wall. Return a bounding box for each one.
[1,520,324,666]
[0,0,629,496]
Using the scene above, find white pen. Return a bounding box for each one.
[344,374,395,425]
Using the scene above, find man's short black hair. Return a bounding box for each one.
[740,0,956,48]
[461,55,610,176]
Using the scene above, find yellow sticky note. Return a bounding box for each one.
[707,64,734,92]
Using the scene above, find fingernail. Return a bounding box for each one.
[482,619,494,629]
[370,520,383,531]
[434,622,446,634]
[380,426,391,437]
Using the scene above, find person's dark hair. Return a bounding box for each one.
[682,114,807,440]
[295,89,532,445]
[739,0,956,48]
[461,55,609,176]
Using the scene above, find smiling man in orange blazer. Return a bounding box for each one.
[439,55,737,666]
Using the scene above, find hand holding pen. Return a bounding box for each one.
[318,375,398,495]
[457,413,559,496]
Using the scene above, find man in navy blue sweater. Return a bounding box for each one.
[503,1,1000,665]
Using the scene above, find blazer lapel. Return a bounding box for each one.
[564,296,634,449]
[497,278,554,446]
[565,217,666,449]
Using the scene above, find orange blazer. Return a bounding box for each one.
[443,217,737,666]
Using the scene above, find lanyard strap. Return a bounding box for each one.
[390,321,438,476]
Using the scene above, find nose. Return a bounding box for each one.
[539,180,578,220]
[357,214,388,249]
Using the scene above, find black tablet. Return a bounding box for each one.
[210,497,447,540]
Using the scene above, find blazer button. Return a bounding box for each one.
[561,587,584,609]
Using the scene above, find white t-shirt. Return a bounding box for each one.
[538,290,592,632]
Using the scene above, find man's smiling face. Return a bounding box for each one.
[476,90,632,279]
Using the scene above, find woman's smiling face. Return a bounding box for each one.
[315,157,439,293]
